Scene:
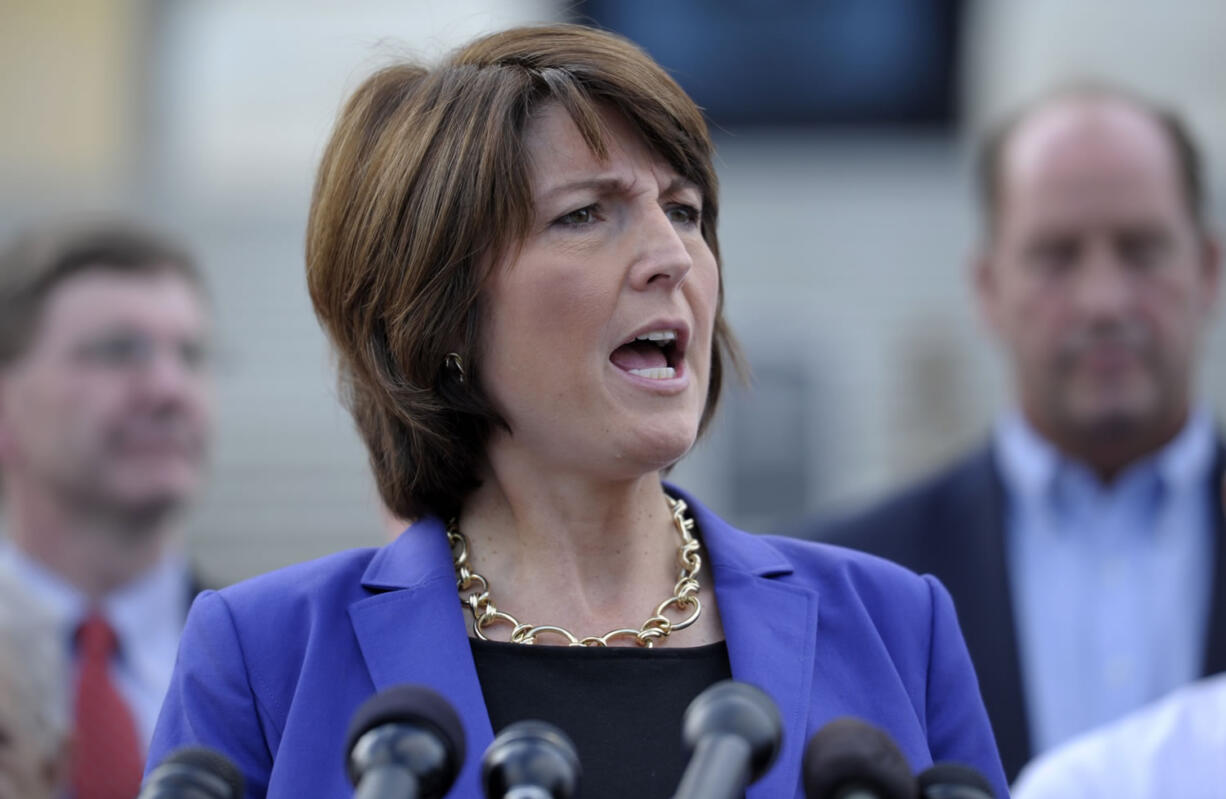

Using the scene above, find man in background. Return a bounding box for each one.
[1010,475,1226,798]
[808,85,1224,780]
[0,221,215,798]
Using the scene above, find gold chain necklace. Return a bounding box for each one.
[447,495,703,647]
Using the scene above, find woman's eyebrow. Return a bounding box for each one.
[663,175,702,198]
[536,176,631,203]
[537,173,699,204]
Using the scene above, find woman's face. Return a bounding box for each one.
[479,103,719,480]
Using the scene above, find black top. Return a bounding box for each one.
[471,637,732,799]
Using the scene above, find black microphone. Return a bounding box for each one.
[916,763,995,799]
[481,719,581,799]
[802,717,916,799]
[672,679,783,799]
[138,746,244,798]
[345,683,467,799]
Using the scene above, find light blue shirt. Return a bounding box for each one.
[994,408,1216,757]
[0,541,190,750]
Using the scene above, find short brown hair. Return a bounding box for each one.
[977,82,1208,235]
[0,220,203,368]
[306,24,738,521]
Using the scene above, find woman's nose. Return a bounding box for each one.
[628,206,694,290]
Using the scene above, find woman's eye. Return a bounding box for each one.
[555,205,598,226]
[666,204,701,225]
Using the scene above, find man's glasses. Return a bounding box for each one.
[73,330,212,373]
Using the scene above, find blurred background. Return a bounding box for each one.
[2,0,1224,584]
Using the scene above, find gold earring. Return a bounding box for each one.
[445,352,465,384]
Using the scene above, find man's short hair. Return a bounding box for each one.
[977,82,1208,235]
[0,220,204,368]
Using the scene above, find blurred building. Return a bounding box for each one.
[2,0,1224,580]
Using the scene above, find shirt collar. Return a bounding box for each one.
[994,405,1217,505]
[993,411,1062,504]
[105,548,191,657]
[0,539,189,656]
[0,541,84,638]
[1151,405,1217,492]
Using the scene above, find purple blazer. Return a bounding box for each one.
[148,487,1008,798]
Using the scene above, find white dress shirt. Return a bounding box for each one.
[0,541,191,749]
[1012,672,1226,799]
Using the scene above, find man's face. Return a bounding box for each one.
[977,99,1219,444]
[0,269,214,524]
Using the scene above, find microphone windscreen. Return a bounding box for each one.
[345,683,467,769]
[917,762,995,799]
[482,719,581,799]
[803,717,916,799]
[150,746,244,798]
[682,679,783,782]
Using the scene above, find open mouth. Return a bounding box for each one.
[609,328,684,380]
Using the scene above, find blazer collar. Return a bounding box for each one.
[667,483,794,579]
[350,516,493,797]
[350,489,818,798]
[359,515,454,590]
[669,484,817,798]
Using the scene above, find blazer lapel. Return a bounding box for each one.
[680,488,817,798]
[938,446,1032,779]
[347,517,493,798]
[1200,440,1226,675]
[346,493,828,798]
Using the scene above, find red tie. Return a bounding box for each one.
[72,611,144,799]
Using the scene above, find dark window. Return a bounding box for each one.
[574,0,963,129]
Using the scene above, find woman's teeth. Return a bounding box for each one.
[628,367,676,379]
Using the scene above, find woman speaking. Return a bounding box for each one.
[148,24,1007,798]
